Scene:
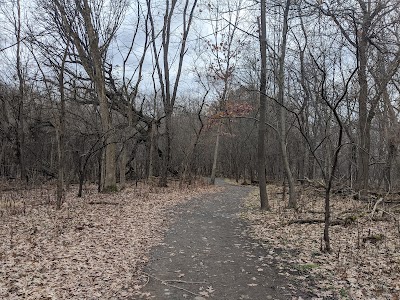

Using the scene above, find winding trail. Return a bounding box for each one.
[141,180,314,299]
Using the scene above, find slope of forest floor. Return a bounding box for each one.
[0,179,216,299]
[242,184,400,300]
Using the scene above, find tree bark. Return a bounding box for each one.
[159,110,172,187]
[210,125,221,185]
[356,27,369,196]
[381,79,398,191]
[276,0,296,208]
[56,40,69,209]
[258,0,269,210]
[53,0,117,192]
[15,0,26,182]
[120,145,127,189]
[148,120,156,178]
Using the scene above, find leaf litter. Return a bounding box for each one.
[242,184,400,299]
[0,180,217,299]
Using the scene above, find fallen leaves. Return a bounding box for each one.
[242,185,400,299]
[0,181,216,299]
[247,283,258,287]
[205,285,215,293]
[197,285,215,298]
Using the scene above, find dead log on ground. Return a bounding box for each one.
[287,216,357,226]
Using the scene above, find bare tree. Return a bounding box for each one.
[179,89,208,186]
[110,2,151,188]
[53,41,70,208]
[2,0,28,182]
[208,1,246,185]
[43,0,128,192]
[313,57,358,252]
[291,9,359,250]
[147,0,198,186]
[275,0,297,208]
[318,0,400,196]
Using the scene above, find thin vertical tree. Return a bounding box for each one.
[258,0,270,210]
[7,0,27,182]
[275,0,297,208]
[55,40,69,209]
[206,0,243,185]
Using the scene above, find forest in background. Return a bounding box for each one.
[1,0,399,198]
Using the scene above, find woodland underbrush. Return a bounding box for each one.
[0,178,213,299]
[243,184,400,300]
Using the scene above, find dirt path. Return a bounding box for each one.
[140,180,315,299]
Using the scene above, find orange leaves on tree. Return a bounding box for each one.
[206,100,254,128]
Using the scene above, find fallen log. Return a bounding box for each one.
[287,219,325,225]
[287,216,357,226]
[88,201,119,205]
[297,177,325,189]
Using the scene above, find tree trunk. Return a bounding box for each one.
[15,0,26,183]
[56,42,69,209]
[0,142,5,177]
[275,0,296,208]
[180,116,204,186]
[356,29,369,196]
[210,124,221,185]
[159,110,172,187]
[148,121,156,178]
[258,0,269,210]
[54,0,117,192]
[384,143,396,191]
[323,188,331,252]
[382,84,398,191]
[97,75,116,192]
[102,125,116,191]
[78,168,84,198]
[120,145,127,189]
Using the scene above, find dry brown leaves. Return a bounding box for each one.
[243,185,400,300]
[0,180,216,299]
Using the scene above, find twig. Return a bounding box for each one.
[370,198,383,219]
[376,209,398,221]
[391,204,400,210]
[287,218,350,226]
[141,271,203,297]
[51,256,74,260]
[163,279,207,284]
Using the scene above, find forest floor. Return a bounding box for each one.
[243,183,400,300]
[1,179,399,299]
[0,179,215,299]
